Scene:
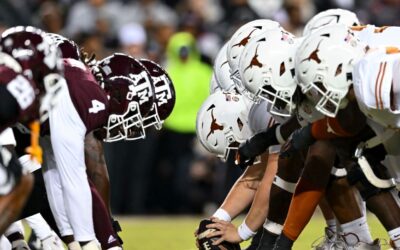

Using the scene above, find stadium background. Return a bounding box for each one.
[0,0,397,248]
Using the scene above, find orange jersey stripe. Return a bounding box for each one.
[374,26,389,33]
[378,62,387,109]
[350,25,368,31]
[375,62,384,109]
[386,47,400,54]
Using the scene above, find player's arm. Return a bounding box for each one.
[0,128,34,235]
[206,153,278,244]
[84,131,110,211]
[237,116,300,167]
[281,97,367,158]
[312,94,366,140]
[217,152,268,220]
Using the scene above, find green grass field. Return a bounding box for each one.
[116,213,389,250]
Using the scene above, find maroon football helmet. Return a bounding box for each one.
[0,26,65,122]
[46,33,80,60]
[139,59,175,129]
[97,53,155,141]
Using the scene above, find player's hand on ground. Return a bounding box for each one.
[206,218,242,245]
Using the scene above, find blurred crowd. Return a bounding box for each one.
[1,0,400,214]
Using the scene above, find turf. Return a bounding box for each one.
[116,213,389,250]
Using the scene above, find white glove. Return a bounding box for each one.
[11,239,30,250]
[41,232,64,250]
[81,240,101,250]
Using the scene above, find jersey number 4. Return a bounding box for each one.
[89,100,105,113]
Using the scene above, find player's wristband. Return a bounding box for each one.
[238,221,256,241]
[213,208,232,222]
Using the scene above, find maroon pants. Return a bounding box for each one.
[89,180,121,249]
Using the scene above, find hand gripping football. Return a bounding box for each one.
[197,219,241,250]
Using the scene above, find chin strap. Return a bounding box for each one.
[25,120,43,164]
[354,129,397,189]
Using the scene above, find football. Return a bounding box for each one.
[197,219,241,250]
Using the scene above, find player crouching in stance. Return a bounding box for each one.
[195,90,276,250]
[36,50,163,250]
[273,24,400,250]
[0,26,65,236]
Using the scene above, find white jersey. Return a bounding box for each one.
[248,100,289,154]
[248,100,275,134]
[353,25,400,47]
[366,118,400,156]
[366,119,400,183]
[43,79,95,241]
[351,27,400,181]
[0,128,16,146]
[353,47,400,130]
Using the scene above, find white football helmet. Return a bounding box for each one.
[239,29,299,117]
[209,72,221,94]
[303,8,360,36]
[226,19,281,101]
[296,24,366,117]
[196,91,253,161]
[214,42,236,92]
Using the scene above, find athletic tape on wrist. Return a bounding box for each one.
[263,220,283,235]
[273,175,296,193]
[238,221,256,241]
[213,208,232,222]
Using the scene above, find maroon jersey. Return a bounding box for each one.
[0,65,37,133]
[63,59,110,133]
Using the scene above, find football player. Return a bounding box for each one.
[273,24,400,250]
[0,26,65,236]
[36,51,157,250]
[205,26,369,250]
[351,42,400,250]
[51,33,174,248]
[201,28,295,249]
[196,90,278,250]
[212,14,394,249]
